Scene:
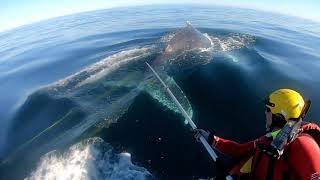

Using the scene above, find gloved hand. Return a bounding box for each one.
[193,129,214,144]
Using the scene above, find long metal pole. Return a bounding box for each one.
[146,62,218,161]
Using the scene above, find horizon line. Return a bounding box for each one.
[1,3,319,34]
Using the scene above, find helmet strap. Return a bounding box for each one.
[270,114,286,130]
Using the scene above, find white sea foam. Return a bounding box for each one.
[159,33,175,43]
[209,33,255,52]
[25,138,151,180]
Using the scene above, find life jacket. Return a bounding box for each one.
[229,122,320,180]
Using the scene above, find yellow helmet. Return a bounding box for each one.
[265,89,305,121]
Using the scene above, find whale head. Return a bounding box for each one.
[164,22,212,54]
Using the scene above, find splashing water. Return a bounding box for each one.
[25,138,152,180]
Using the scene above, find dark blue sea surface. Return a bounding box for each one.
[0,5,320,180]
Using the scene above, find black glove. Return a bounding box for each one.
[193,128,214,144]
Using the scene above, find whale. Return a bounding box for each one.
[164,22,212,54]
[1,22,255,165]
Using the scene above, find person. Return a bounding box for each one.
[195,89,320,180]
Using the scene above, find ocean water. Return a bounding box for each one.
[0,5,320,180]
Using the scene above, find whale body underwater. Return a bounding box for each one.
[2,23,255,165]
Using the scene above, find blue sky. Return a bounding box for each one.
[1,0,319,32]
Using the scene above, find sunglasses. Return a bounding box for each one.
[264,97,275,107]
[264,97,274,113]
